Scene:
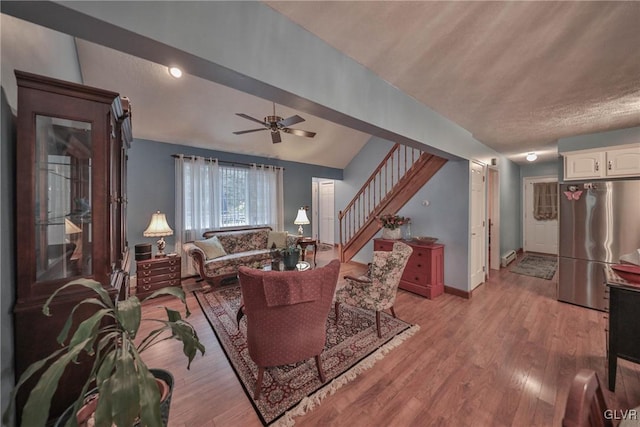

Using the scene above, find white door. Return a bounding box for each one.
[311,181,319,240]
[470,161,486,289]
[524,176,558,254]
[488,168,500,271]
[319,181,335,245]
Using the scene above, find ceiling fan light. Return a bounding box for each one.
[526,153,538,162]
[168,66,182,78]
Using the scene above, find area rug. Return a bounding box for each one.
[510,254,558,280]
[194,286,419,426]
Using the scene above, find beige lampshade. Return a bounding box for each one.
[143,211,173,237]
[64,218,82,235]
[294,208,310,225]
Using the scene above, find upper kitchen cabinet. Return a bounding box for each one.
[563,144,640,181]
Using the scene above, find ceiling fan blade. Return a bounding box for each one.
[277,115,305,128]
[271,131,282,144]
[282,128,316,138]
[236,113,267,126]
[233,128,268,135]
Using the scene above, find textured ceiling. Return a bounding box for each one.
[267,1,640,163]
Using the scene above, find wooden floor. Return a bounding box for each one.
[138,249,640,427]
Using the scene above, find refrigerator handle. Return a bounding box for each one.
[595,161,599,172]
[608,160,612,171]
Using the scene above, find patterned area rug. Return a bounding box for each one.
[510,254,558,280]
[194,286,418,426]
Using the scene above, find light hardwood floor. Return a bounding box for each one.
[138,249,640,426]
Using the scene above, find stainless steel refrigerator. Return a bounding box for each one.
[558,180,640,311]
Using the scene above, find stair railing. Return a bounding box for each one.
[339,143,423,251]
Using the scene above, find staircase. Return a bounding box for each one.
[339,144,448,262]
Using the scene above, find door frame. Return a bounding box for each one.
[522,175,558,254]
[487,166,500,271]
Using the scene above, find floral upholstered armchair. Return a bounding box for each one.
[334,241,413,338]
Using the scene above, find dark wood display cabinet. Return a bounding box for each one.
[374,238,445,299]
[13,71,132,421]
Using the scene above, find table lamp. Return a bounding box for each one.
[294,207,310,236]
[143,211,173,257]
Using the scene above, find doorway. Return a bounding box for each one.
[523,176,558,255]
[311,178,335,245]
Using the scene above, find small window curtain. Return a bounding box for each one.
[175,155,221,275]
[533,182,558,220]
[248,164,284,230]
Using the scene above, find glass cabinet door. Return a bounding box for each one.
[34,115,93,282]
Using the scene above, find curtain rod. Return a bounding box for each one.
[171,154,284,170]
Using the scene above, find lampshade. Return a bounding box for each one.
[64,218,82,235]
[143,211,173,237]
[294,208,310,225]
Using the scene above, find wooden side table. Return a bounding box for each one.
[135,255,181,299]
[297,237,317,266]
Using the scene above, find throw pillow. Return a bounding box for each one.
[267,231,288,249]
[194,236,227,260]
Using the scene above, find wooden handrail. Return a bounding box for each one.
[339,143,425,254]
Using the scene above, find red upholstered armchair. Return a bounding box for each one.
[238,259,341,399]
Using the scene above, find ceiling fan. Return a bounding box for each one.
[233,103,316,144]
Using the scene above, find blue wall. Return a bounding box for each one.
[558,127,640,153]
[127,139,342,257]
[520,159,561,180]
[336,136,471,290]
[499,158,523,253]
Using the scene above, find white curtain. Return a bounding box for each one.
[175,155,221,275]
[247,164,284,230]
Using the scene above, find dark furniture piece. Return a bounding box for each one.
[237,259,340,399]
[135,256,182,299]
[373,238,445,299]
[562,369,613,427]
[297,237,317,266]
[604,266,640,391]
[13,71,132,421]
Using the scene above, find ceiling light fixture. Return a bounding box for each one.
[168,66,182,78]
[526,153,538,162]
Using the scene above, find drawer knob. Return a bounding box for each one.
[417,264,422,268]
[142,285,151,291]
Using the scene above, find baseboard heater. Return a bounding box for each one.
[501,250,517,267]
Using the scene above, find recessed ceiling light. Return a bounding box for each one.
[526,153,538,162]
[168,67,182,78]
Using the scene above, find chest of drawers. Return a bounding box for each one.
[135,256,181,298]
[373,238,444,299]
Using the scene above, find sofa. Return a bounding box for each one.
[183,226,299,286]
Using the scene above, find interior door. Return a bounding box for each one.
[524,176,558,255]
[311,180,319,240]
[319,180,335,245]
[470,161,486,289]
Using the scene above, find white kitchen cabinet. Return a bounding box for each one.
[563,144,640,180]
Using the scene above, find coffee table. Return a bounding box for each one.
[263,260,311,272]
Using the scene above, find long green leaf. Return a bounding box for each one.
[165,307,182,323]
[68,308,111,351]
[20,338,92,427]
[1,346,66,426]
[136,363,162,427]
[110,338,140,426]
[143,287,191,317]
[115,296,141,339]
[94,377,113,427]
[56,297,108,345]
[169,321,205,369]
[43,278,113,316]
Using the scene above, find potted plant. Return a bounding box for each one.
[281,245,301,270]
[2,279,205,427]
[378,214,410,240]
